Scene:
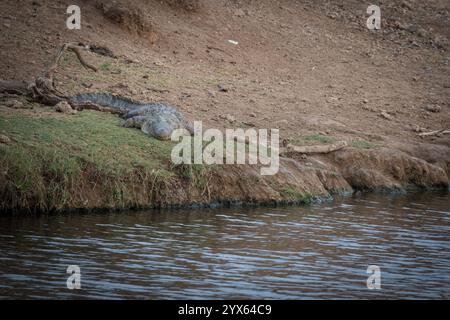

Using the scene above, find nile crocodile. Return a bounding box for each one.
[69,93,194,140]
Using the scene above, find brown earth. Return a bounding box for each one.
[0,0,449,211]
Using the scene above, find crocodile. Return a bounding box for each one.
[69,92,194,140]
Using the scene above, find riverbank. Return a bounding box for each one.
[0,100,448,213]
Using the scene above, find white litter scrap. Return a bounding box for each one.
[228,40,239,45]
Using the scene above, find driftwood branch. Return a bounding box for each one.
[281,141,348,155]
[64,44,98,72]
[44,42,98,76]
[233,136,347,155]
[418,129,450,137]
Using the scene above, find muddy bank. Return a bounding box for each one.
[1,132,448,213]
[160,146,450,208]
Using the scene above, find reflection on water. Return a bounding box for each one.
[0,191,449,299]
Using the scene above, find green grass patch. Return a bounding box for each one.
[279,187,313,204]
[350,140,377,149]
[0,110,176,211]
[100,62,112,71]
[304,133,335,144]
[0,111,174,173]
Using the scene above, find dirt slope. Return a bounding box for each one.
[2,0,449,143]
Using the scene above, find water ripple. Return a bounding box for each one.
[0,191,449,299]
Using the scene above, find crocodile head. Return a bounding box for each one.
[141,118,175,140]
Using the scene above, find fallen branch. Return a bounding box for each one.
[147,87,170,94]
[282,141,348,155]
[418,129,450,137]
[45,42,98,76]
[232,136,348,155]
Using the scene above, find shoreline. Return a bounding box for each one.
[1,106,448,215]
[2,187,449,216]
[1,105,448,214]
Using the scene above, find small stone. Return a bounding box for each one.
[124,58,137,64]
[249,113,256,118]
[411,125,426,133]
[362,105,374,112]
[401,1,412,10]
[327,96,339,103]
[242,121,255,127]
[206,90,216,98]
[5,99,24,109]
[433,36,448,50]
[218,84,228,92]
[0,134,11,145]
[153,60,165,67]
[410,40,420,48]
[54,101,77,115]
[225,114,235,122]
[380,110,393,120]
[234,9,245,17]
[327,12,339,20]
[275,119,289,125]
[405,24,418,33]
[417,28,427,38]
[220,114,235,123]
[425,104,441,113]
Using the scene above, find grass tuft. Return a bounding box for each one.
[304,133,335,144]
[350,139,377,149]
[279,187,314,204]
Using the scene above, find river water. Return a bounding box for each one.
[0,191,449,299]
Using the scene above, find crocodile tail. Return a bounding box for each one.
[69,92,144,110]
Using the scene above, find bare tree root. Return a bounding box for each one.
[0,43,97,106]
